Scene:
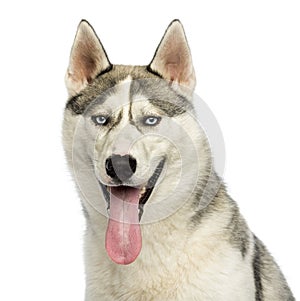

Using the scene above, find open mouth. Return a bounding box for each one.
[99,158,165,221]
[98,159,165,265]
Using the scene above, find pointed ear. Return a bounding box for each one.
[65,20,112,96]
[148,20,196,93]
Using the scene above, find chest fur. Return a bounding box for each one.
[84,220,255,301]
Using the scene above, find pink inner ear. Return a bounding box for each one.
[166,63,179,82]
[149,21,196,91]
[66,21,112,96]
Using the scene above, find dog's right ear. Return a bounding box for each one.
[148,20,196,94]
[65,20,111,96]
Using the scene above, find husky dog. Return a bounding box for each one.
[63,20,294,301]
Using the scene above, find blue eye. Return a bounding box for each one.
[92,115,109,125]
[143,116,161,126]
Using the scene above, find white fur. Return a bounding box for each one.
[63,80,258,300]
[63,20,294,301]
[82,198,256,301]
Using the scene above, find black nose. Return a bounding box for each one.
[105,155,137,182]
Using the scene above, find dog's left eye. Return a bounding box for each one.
[143,116,161,126]
[92,115,109,125]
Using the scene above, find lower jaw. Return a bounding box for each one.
[100,159,165,264]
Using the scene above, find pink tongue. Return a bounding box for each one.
[105,187,142,265]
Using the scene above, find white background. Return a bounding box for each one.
[0,0,299,300]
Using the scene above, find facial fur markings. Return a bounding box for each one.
[148,98,187,117]
[66,93,84,114]
[63,19,295,300]
[66,66,191,118]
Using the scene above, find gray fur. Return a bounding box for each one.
[129,78,191,116]
[253,236,264,301]
[63,20,295,300]
[66,65,191,117]
[253,236,295,300]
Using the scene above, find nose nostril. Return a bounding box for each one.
[105,157,116,179]
[105,155,137,182]
[129,157,137,174]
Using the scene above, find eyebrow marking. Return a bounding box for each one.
[113,110,123,128]
[65,76,117,115]
[148,97,188,117]
[104,109,123,137]
[128,98,133,122]
[66,93,84,114]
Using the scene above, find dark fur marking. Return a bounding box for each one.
[66,93,83,114]
[227,207,249,258]
[129,120,144,135]
[190,175,250,257]
[128,102,144,134]
[104,110,124,137]
[253,235,264,301]
[148,98,187,117]
[189,170,223,226]
[96,64,113,78]
[79,19,113,68]
[146,65,163,78]
[65,65,124,115]
[113,110,123,128]
[130,78,190,117]
[128,97,133,121]
[66,78,117,115]
[66,65,191,116]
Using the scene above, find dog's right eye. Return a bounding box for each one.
[91,115,109,126]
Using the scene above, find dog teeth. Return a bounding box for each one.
[139,187,146,197]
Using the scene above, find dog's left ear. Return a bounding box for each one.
[148,20,196,93]
[65,20,111,96]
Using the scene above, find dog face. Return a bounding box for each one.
[63,20,210,264]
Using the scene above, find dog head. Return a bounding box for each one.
[63,20,211,264]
